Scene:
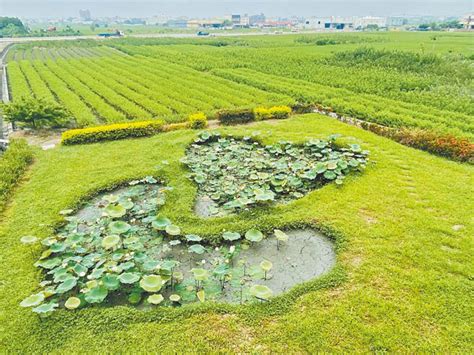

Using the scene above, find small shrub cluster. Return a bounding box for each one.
[218,105,292,125]
[391,128,474,163]
[61,120,165,145]
[0,139,34,212]
[188,112,208,129]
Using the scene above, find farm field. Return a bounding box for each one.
[0,31,473,353]
[6,32,474,138]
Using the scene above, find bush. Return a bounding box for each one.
[254,107,272,121]
[391,128,474,163]
[291,102,314,114]
[0,139,34,212]
[217,108,254,125]
[188,112,208,129]
[61,120,165,145]
[269,106,292,119]
[1,97,72,129]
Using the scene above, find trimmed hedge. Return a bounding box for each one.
[188,112,208,129]
[61,120,165,145]
[219,105,293,125]
[0,139,34,212]
[217,108,255,125]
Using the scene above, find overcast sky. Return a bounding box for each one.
[1,0,472,19]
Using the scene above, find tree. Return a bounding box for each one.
[1,98,72,129]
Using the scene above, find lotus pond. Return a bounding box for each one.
[20,176,336,314]
[182,132,369,217]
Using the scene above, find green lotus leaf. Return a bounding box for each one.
[169,294,181,302]
[109,221,131,234]
[327,161,338,170]
[20,235,38,245]
[32,302,58,314]
[120,200,134,210]
[101,235,121,249]
[140,275,163,292]
[128,292,142,305]
[118,272,141,284]
[147,294,164,305]
[188,244,206,254]
[185,234,202,242]
[249,284,273,300]
[260,260,273,272]
[151,217,171,230]
[86,280,98,290]
[104,194,119,203]
[191,268,209,281]
[165,224,181,236]
[222,232,241,241]
[20,293,45,307]
[169,240,181,246]
[102,274,120,290]
[35,257,62,270]
[73,263,88,277]
[105,204,126,218]
[59,209,74,216]
[50,242,66,253]
[323,171,337,180]
[213,263,229,276]
[84,286,108,304]
[197,290,205,303]
[55,277,78,294]
[274,229,289,243]
[64,297,81,310]
[245,229,264,243]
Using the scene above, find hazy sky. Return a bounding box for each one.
[1,0,472,19]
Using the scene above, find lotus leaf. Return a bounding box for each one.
[165,225,181,236]
[20,293,45,307]
[102,274,120,290]
[119,272,141,284]
[84,286,108,303]
[188,244,206,254]
[64,297,81,310]
[147,294,164,305]
[109,221,131,234]
[20,235,38,244]
[191,268,209,281]
[260,260,273,272]
[249,285,273,300]
[245,229,264,243]
[274,229,289,243]
[105,204,126,218]
[128,292,142,304]
[55,277,77,294]
[151,217,171,230]
[222,232,241,241]
[101,235,121,249]
[140,275,163,292]
[197,290,205,302]
[32,302,58,314]
[169,294,181,302]
[185,234,202,242]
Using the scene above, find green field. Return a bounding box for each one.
[7,32,474,138]
[1,32,473,352]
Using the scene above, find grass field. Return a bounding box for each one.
[1,114,473,352]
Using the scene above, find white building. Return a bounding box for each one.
[354,16,387,29]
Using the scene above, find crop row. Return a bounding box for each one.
[212,68,474,138]
[6,62,31,101]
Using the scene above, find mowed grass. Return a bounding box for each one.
[0,114,472,352]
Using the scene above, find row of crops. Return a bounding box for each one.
[7,46,292,126]
[6,38,474,139]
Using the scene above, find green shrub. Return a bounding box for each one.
[188,112,208,129]
[254,107,272,121]
[1,97,72,129]
[61,120,165,145]
[291,102,314,114]
[268,106,292,119]
[0,139,34,212]
[217,108,255,125]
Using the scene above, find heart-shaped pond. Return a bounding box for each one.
[181,132,369,217]
[21,178,335,314]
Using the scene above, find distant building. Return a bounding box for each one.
[354,16,387,29]
[79,9,92,21]
[460,14,473,30]
[231,14,241,25]
[166,19,188,28]
[187,19,225,28]
[249,13,266,26]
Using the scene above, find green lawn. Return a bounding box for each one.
[0,114,472,352]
